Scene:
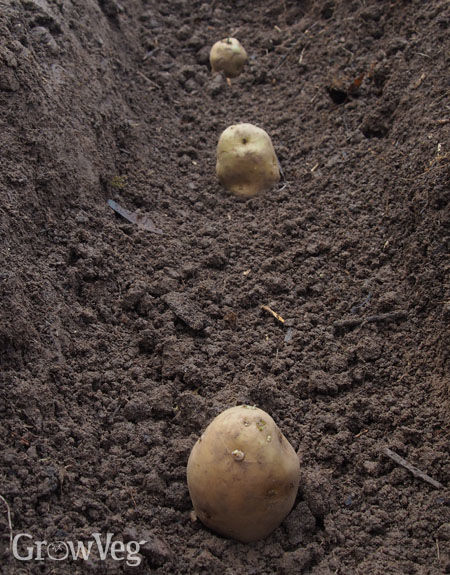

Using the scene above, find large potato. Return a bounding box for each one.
[216,123,280,197]
[210,37,247,78]
[187,405,300,543]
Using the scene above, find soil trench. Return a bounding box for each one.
[0,0,449,573]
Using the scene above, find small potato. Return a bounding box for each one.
[187,405,300,543]
[210,37,247,78]
[216,123,280,197]
[216,124,280,197]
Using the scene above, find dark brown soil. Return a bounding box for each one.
[1,0,449,573]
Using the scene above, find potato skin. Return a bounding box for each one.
[216,123,280,197]
[187,405,300,543]
[210,37,247,78]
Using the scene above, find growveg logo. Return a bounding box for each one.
[12,532,146,567]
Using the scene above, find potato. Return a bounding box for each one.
[210,37,247,78]
[187,405,300,543]
[216,123,280,197]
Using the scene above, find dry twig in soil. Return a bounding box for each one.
[383,448,443,489]
[0,494,13,551]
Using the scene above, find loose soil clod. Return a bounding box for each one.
[162,292,208,332]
